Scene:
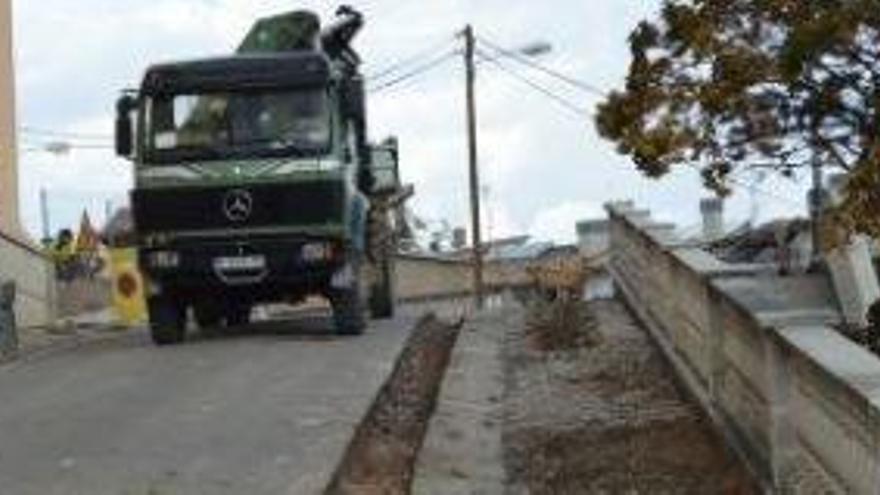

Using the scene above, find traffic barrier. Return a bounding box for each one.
[109,248,146,326]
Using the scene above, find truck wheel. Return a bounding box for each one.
[331,287,366,335]
[193,302,223,330]
[148,296,186,346]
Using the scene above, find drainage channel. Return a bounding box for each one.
[324,314,462,495]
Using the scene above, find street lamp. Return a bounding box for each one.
[21,141,72,156]
[516,41,553,58]
[43,141,72,156]
[461,25,551,310]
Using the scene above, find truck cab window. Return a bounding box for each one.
[146,89,331,162]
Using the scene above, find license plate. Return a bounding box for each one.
[213,255,266,271]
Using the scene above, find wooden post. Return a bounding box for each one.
[463,25,484,310]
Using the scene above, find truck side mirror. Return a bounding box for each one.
[115,95,137,158]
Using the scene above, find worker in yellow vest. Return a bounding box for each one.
[49,229,77,282]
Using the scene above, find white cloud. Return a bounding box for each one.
[528,200,604,243]
[9,0,807,244]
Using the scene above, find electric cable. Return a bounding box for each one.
[368,50,459,95]
[476,35,607,97]
[365,35,457,83]
[20,126,113,142]
[475,49,592,118]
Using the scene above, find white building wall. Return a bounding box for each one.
[0,0,55,328]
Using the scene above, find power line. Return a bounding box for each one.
[477,33,800,208]
[368,50,458,95]
[365,35,456,83]
[476,35,607,98]
[475,49,592,119]
[20,143,114,154]
[684,162,802,206]
[21,137,113,147]
[20,126,112,141]
[64,144,114,150]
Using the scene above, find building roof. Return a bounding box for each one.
[448,235,556,262]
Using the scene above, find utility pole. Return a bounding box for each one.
[463,25,485,310]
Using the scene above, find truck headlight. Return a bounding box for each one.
[301,243,333,263]
[148,251,180,269]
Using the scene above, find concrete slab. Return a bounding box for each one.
[0,311,416,495]
[411,309,509,495]
[779,325,880,403]
[714,273,841,326]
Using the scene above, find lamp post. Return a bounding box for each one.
[461,25,550,310]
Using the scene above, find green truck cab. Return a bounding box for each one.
[114,7,398,344]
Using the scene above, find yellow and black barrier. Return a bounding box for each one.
[109,248,147,326]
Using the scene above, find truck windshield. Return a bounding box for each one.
[145,88,331,162]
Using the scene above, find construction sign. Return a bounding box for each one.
[109,248,147,326]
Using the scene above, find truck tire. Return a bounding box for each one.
[329,256,367,335]
[331,287,366,335]
[193,302,223,330]
[148,296,187,346]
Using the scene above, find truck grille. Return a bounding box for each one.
[131,181,345,235]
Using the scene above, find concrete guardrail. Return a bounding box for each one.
[607,205,880,493]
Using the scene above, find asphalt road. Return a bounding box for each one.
[0,310,417,495]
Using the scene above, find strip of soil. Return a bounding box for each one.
[525,297,602,352]
[325,314,462,495]
[504,298,759,494]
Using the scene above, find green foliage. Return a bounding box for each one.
[596,0,880,239]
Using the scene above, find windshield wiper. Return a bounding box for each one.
[234,137,326,156]
[149,145,225,164]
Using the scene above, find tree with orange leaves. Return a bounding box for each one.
[597,0,880,239]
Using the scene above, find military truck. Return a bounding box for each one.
[114,6,400,344]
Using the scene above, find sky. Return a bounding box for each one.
[11,0,811,244]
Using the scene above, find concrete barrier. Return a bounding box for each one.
[393,254,530,302]
[0,232,54,329]
[607,205,880,493]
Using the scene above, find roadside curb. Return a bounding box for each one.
[410,308,513,495]
[0,316,135,368]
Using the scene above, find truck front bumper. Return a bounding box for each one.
[139,236,350,301]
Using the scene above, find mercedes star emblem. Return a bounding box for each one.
[223,189,253,222]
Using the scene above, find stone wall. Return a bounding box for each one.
[0,232,55,328]
[393,254,530,302]
[608,205,880,493]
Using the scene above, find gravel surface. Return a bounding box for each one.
[503,298,758,494]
